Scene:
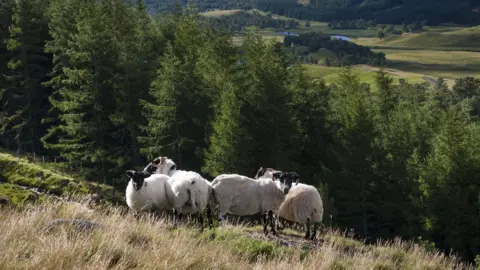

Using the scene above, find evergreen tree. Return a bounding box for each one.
[328,67,377,237]
[418,108,480,260]
[139,10,212,171]
[0,0,15,149]
[42,1,119,176]
[3,0,52,154]
[375,69,396,124]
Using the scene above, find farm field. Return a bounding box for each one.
[304,65,430,90]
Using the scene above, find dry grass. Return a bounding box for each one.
[0,198,472,270]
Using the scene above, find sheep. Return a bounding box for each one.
[210,171,299,236]
[126,167,203,230]
[124,169,173,214]
[143,156,213,230]
[254,167,278,179]
[255,168,324,240]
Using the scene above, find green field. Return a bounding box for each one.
[374,49,480,82]
[304,65,427,90]
[354,26,480,50]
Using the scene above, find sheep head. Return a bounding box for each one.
[149,156,177,177]
[254,167,278,179]
[126,170,151,191]
[273,171,300,194]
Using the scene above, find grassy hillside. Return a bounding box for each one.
[0,199,472,269]
[373,49,480,81]
[354,27,480,50]
[0,151,123,207]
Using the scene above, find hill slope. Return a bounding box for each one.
[358,27,480,49]
[0,151,123,206]
[143,0,480,25]
[0,199,473,269]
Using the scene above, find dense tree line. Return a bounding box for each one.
[206,10,298,32]
[3,0,480,263]
[284,32,386,66]
[255,0,480,25]
[142,0,480,25]
[327,19,376,30]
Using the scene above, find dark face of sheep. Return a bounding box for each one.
[125,170,151,191]
[273,172,300,194]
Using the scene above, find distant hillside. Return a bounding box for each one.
[142,0,480,25]
[361,26,480,49]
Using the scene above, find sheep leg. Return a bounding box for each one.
[268,210,277,236]
[262,211,268,235]
[311,221,319,241]
[197,212,204,232]
[172,209,183,227]
[305,218,311,240]
[206,204,213,229]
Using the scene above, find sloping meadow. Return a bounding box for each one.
[0,198,471,270]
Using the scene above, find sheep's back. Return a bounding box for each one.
[278,185,323,224]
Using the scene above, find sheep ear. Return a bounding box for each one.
[295,177,300,184]
[160,157,166,165]
[141,170,152,178]
[125,170,135,178]
[272,172,281,180]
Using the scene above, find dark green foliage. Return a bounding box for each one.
[1,0,52,154]
[139,8,214,170]
[206,10,299,32]
[284,32,386,66]
[255,0,480,25]
[327,19,376,30]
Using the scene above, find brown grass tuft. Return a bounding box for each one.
[0,198,473,270]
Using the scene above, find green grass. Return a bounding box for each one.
[374,49,480,82]
[354,26,480,50]
[304,65,427,90]
[0,151,123,207]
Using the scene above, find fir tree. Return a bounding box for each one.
[3,0,52,154]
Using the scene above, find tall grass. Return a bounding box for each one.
[0,198,472,270]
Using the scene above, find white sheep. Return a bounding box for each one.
[254,167,278,179]
[124,169,173,213]
[126,167,204,230]
[210,171,298,236]
[143,156,213,230]
[255,168,324,240]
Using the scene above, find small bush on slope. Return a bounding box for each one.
[0,199,471,270]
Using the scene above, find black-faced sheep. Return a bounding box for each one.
[255,168,324,240]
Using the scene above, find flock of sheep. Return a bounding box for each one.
[125,156,324,240]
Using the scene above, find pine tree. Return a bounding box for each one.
[42,1,119,177]
[3,0,52,154]
[375,68,396,124]
[139,10,213,170]
[418,108,480,259]
[204,34,298,176]
[0,0,15,149]
[329,67,377,237]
